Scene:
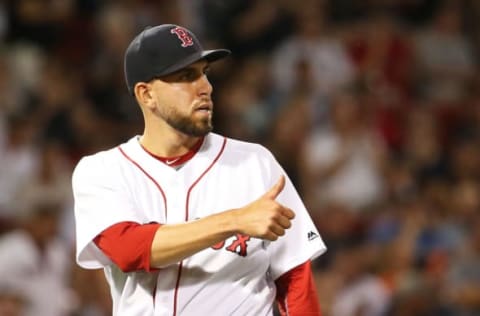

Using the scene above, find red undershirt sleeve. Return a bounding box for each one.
[275,260,322,316]
[93,221,161,273]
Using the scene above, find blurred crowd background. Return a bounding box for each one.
[1,0,480,315]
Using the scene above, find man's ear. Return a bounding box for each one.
[134,82,156,110]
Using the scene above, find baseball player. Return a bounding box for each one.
[72,24,326,316]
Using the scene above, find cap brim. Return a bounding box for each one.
[202,49,231,63]
[155,49,231,78]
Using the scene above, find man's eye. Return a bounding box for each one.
[178,71,191,79]
[178,71,203,82]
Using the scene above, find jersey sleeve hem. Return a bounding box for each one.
[76,216,141,269]
[271,241,326,281]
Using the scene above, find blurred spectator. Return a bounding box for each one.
[70,267,112,316]
[300,87,386,212]
[31,58,79,142]
[0,199,76,316]
[402,106,448,183]
[447,217,480,315]
[14,140,75,245]
[347,13,416,155]
[85,3,139,125]
[438,179,480,255]
[266,94,311,189]
[346,10,414,102]
[214,54,273,142]
[452,94,480,141]
[382,157,418,203]
[330,245,390,316]
[448,136,480,182]
[6,0,75,50]
[413,0,476,105]
[0,115,39,222]
[205,0,294,58]
[0,52,20,119]
[271,1,355,100]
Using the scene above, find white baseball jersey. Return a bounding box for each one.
[72,133,326,316]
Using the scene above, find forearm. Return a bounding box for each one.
[150,209,238,268]
[151,176,294,268]
[95,176,293,271]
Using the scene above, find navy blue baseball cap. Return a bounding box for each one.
[124,24,231,95]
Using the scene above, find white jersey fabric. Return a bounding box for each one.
[72,133,326,316]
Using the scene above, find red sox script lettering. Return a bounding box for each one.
[170,27,194,47]
[211,233,251,257]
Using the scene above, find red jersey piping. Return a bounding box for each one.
[172,137,227,316]
[118,147,168,220]
[118,146,168,306]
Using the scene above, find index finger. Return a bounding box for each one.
[281,207,295,220]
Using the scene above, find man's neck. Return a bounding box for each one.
[140,128,202,158]
[141,137,204,168]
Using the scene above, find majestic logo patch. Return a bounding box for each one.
[308,231,319,241]
[170,27,194,47]
[211,233,251,257]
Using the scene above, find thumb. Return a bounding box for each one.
[263,175,285,200]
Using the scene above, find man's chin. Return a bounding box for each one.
[180,124,212,137]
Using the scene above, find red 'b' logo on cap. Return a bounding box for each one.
[170,27,194,47]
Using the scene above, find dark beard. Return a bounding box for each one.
[165,114,213,137]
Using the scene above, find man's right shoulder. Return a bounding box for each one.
[72,145,124,179]
[78,145,121,164]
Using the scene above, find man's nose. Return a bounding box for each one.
[197,74,213,96]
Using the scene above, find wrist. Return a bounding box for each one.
[222,208,241,235]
